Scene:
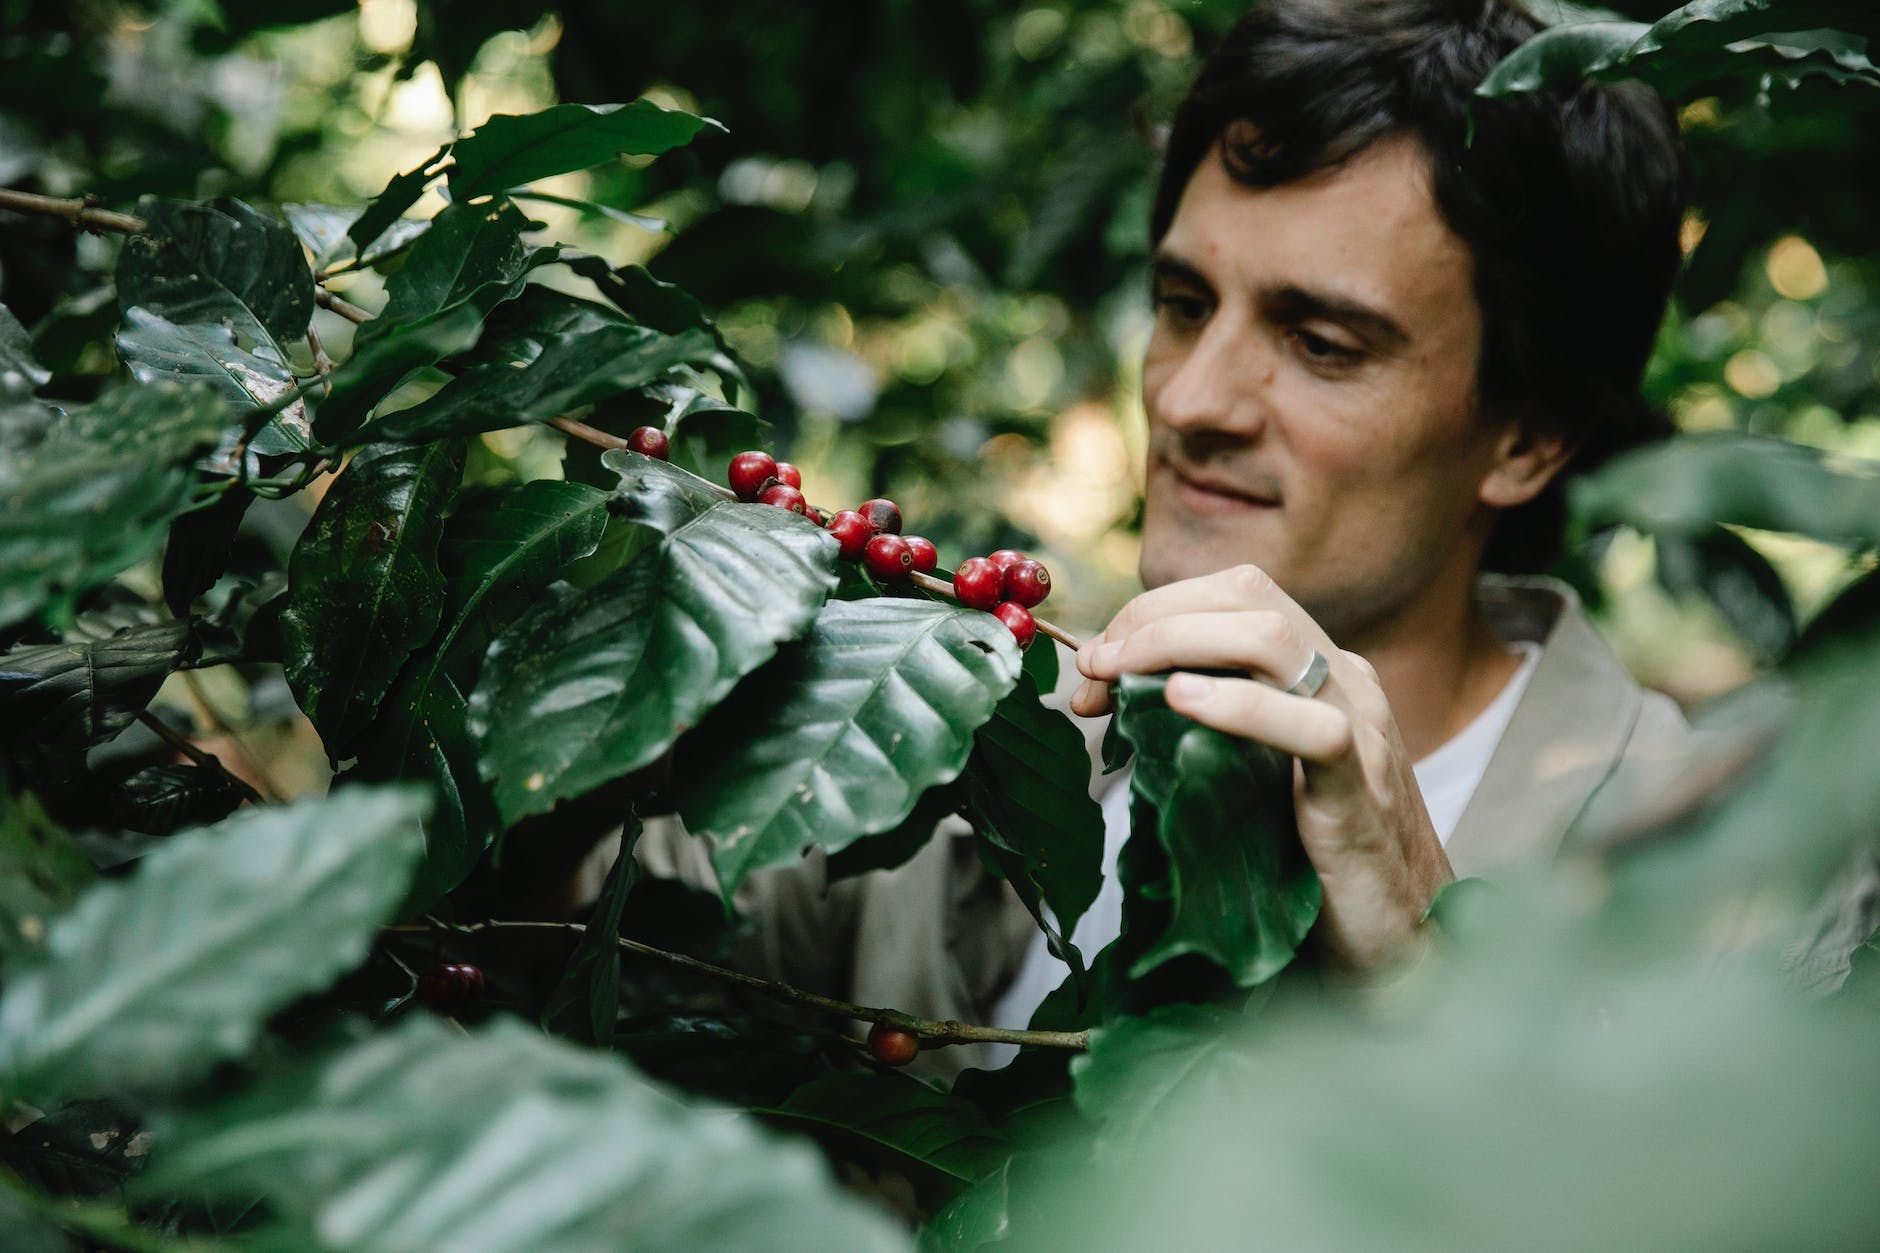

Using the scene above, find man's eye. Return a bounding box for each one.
[1152,290,1210,325]
[1291,329,1361,364]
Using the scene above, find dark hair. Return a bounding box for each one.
[1151,0,1686,573]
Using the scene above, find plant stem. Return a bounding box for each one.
[314,286,373,325]
[386,918,1091,1052]
[0,187,146,234]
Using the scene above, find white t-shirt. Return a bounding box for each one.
[988,642,1543,1037]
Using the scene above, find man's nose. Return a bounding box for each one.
[1150,320,1271,438]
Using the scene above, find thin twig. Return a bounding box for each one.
[306,326,335,396]
[177,671,283,802]
[314,286,372,325]
[0,187,146,234]
[135,711,261,804]
[386,918,1091,1052]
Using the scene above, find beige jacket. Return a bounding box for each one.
[635,576,1688,1073]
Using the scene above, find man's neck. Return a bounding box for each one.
[1339,570,1525,763]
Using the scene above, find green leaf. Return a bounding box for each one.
[1477,20,1648,94]
[114,307,310,457]
[470,455,836,824]
[357,198,557,348]
[0,383,226,633]
[161,485,254,617]
[355,290,719,446]
[0,622,196,756]
[0,791,94,968]
[355,479,608,902]
[543,811,640,1045]
[448,101,723,202]
[116,199,312,346]
[0,787,427,1104]
[1573,434,1880,549]
[960,681,1104,969]
[659,386,768,485]
[759,1072,1011,1191]
[94,765,250,837]
[511,192,668,234]
[135,1017,911,1253]
[1113,673,1321,987]
[825,784,960,881]
[1655,528,1796,664]
[308,301,485,444]
[677,597,1023,895]
[346,147,447,258]
[1070,1002,1252,1157]
[564,253,726,341]
[281,439,465,760]
[0,303,50,400]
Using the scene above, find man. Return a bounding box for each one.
[642,0,1691,1068]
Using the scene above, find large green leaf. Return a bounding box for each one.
[116,198,312,345]
[307,301,485,444]
[0,383,226,633]
[346,146,447,258]
[1069,1002,1253,1158]
[1572,433,1880,549]
[0,304,49,401]
[0,622,195,756]
[135,1017,910,1253]
[281,440,465,760]
[677,597,1023,894]
[1113,674,1321,987]
[448,101,723,201]
[356,290,719,446]
[543,811,640,1045]
[961,681,1105,949]
[758,1072,1011,1192]
[115,307,310,458]
[470,453,835,824]
[0,787,427,1104]
[357,198,557,346]
[0,791,93,969]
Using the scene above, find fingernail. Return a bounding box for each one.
[1166,673,1209,704]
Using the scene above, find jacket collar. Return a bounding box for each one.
[1442,575,1645,877]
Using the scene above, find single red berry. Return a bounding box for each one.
[953,557,1003,610]
[868,1022,920,1067]
[417,963,484,1011]
[858,498,903,535]
[993,601,1036,650]
[625,426,669,461]
[827,510,875,560]
[804,506,824,528]
[1002,558,1051,608]
[903,535,938,575]
[774,461,803,490]
[864,533,915,581]
[987,548,1027,573]
[759,483,808,515]
[728,451,778,501]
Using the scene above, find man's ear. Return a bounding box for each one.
[1477,422,1576,509]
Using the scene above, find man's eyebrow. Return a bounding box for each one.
[1266,285,1410,351]
[1148,251,1212,291]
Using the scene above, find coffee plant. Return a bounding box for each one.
[3,0,1880,1248]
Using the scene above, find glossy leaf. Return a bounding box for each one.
[1113,673,1320,987]
[116,198,312,345]
[564,253,730,346]
[357,198,557,347]
[471,454,834,823]
[1655,528,1796,663]
[544,811,641,1045]
[1070,1002,1252,1157]
[678,597,1023,894]
[759,1072,1011,1191]
[0,622,195,756]
[0,787,427,1103]
[281,439,466,760]
[307,301,485,443]
[0,304,49,400]
[114,307,309,457]
[96,765,250,837]
[0,383,226,633]
[136,1016,910,1253]
[346,146,446,257]
[1573,433,1880,549]
[285,201,428,275]
[658,386,768,485]
[160,485,254,617]
[357,290,719,446]
[448,100,723,201]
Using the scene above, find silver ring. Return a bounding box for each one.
[1283,648,1330,698]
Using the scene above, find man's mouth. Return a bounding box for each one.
[1164,462,1280,515]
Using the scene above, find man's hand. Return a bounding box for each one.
[1071,563,1452,974]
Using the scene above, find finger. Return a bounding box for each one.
[1070,676,1114,718]
[1083,610,1309,688]
[1102,563,1326,653]
[1163,671,1354,764]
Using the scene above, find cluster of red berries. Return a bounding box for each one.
[628,440,1054,650]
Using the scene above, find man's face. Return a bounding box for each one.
[1137,134,1509,641]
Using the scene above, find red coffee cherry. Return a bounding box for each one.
[827,510,875,560]
[986,548,1027,573]
[728,451,778,501]
[804,506,824,528]
[774,461,803,489]
[953,557,1003,610]
[626,426,669,460]
[417,963,484,1011]
[858,498,903,535]
[867,1022,920,1067]
[993,601,1036,650]
[903,535,938,575]
[758,483,807,515]
[864,534,915,581]
[1001,558,1051,608]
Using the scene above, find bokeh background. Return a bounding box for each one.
[3,0,1877,795]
